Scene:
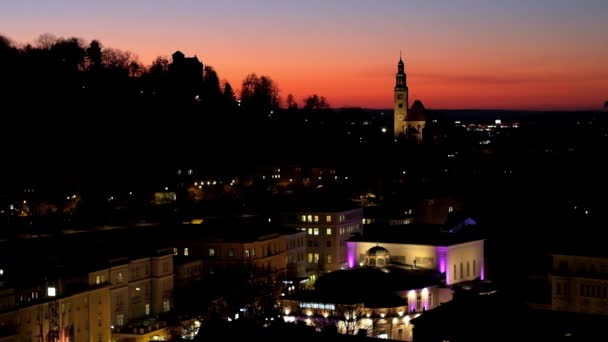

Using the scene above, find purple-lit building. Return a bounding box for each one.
[347,227,485,285]
[282,245,450,340]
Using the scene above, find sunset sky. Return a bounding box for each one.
[1,0,607,110]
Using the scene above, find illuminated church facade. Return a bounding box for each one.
[393,54,427,143]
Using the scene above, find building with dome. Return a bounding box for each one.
[347,226,485,286]
[282,244,453,340]
[394,54,428,143]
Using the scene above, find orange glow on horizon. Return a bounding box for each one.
[1,1,606,110]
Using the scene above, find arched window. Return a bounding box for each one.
[466,262,470,277]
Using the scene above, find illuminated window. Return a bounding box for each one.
[116,313,124,326]
[314,253,319,263]
[448,206,454,213]
[173,248,178,255]
[96,275,101,285]
[313,228,319,235]
[162,300,170,312]
[327,255,333,264]
[307,215,313,222]
[184,248,189,256]
[326,228,332,235]
[314,215,319,222]
[326,215,332,222]
[308,228,313,235]
[228,249,234,257]
[308,253,313,263]
[301,215,306,222]
[209,248,216,257]
[245,249,250,258]
[252,248,256,257]
[145,304,150,315]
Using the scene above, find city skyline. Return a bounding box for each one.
[1,0,607,110]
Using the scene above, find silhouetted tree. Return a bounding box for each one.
[51,37,85,72]
[286,93,298,110]
[240,73,280,121]
[85,40,102,71]
[222,81,237,110]
[202,66,222,111]
[35,33,57,49]
[151,56,169,74]
[0,35,13,53]
[303,94,329,111]
[102,48,132,72]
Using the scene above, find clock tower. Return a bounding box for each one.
[394,53,408,139]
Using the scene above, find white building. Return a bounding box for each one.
[347,229,485,285]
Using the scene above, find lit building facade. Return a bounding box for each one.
[282,245,450,341]
[0,286,111,342]
[179,232,291,280]
[393,54,426,143]
[0,249,174,342]
[551,253,608,315]
[282,208,363,275]
[347,237,485,285]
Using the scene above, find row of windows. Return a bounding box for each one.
[287,252,305,264]
[338,225,359,235]
[557,261,608,274]
[288,238,305,249]
[307,253,333,264]
[307,240,333,248]
[579,284,608,298]
[453,260,476,281]
[302,228,333,236]
[301,215,333,223]
[181,264,202,275]
[298,225,359,236]
[299,214,359,224]
[207,243,283,258]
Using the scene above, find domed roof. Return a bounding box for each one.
[312,265,441,306]
[367,245,390,256]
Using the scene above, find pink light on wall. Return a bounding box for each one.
[346,241,356,268]
[436,246,447,273]
[481,259,485,280]
[436,246,449,284]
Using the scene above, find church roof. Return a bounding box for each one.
[408,100,427,121]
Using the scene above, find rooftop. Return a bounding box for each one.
[350,224,484,246]
[288,264,440,307]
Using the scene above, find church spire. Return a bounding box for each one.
[395,52,406,89]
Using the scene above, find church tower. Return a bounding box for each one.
[394,54,408,139]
